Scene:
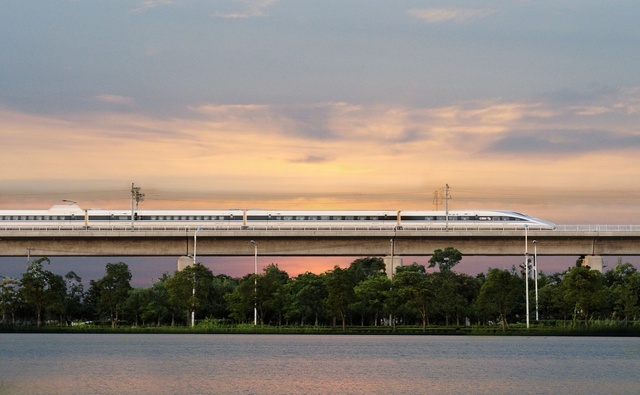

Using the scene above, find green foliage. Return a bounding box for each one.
[20,257,67,327]
[354,275,391,326]
[476,268,522,331]
[563,266,609,328]
[91,262,133,328]
[2,254,640,334]
[0,277,20,324]
[390,263,433,331]
[325,266,356,331]
[428,247,462,273]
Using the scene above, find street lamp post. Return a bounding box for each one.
[191,226,202,328]
[524,225,530,329]
[194,226,203,266]
[251,240,258,326]
[533,240,538,321]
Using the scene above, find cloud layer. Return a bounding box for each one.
[1,1,640,225]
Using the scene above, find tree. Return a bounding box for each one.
[391,263,433,331]
[225,274,255,324]
[64,271,84,324]
[606,262,640,324]
[146,277,173,326]
[428,247,462,273]
[354,275,391,326]
[563,266,608,328]
[20,257,57,327]
[537,273,572,321]
[283,272,327,326]
[94,262,132,328]
[348,257,386,283]
[0,277,20,324]
[125,288,147,326]
[207,275,237,320]
[455,273,482,326]
[325,266,356,331]
[256,264,290,325]
[167,263,215,326]
[42,270,66,323]
[475,268,522,331]
[430,272,460,326]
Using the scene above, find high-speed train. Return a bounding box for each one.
[0,204,556,229]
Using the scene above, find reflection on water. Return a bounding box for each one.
[1,334,639,394]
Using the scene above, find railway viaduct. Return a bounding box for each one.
[1,225,639,273]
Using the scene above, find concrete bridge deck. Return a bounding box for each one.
[1,225,639,257]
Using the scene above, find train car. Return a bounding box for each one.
[86,208,245,228]
[243,210,399,228]
[0,205,555,230]
[0,205,245,229]
[397,210,555,229]
[0,204,89,228]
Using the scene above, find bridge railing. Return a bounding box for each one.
[1,224,640,232]
[553,225,640,232]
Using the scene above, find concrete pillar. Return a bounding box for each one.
[384,256,403,279]
[177,256,194,271]
[584,256,604,273]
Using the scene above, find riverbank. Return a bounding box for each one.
[2,323,639,336]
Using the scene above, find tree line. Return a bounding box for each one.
[1,248,639,331]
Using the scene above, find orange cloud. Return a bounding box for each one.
[1,96,639,224]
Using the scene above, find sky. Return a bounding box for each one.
[2,1,640,285]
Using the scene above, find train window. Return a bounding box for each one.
[296,216,305,221]
[308,216,317,221]
[345,216,354,221]
[283,216,293,221]
[332,216,343,220]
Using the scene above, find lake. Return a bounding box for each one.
[1,334,639,394]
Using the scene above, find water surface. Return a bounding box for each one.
[1,334,638,394]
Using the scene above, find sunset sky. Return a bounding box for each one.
[2,1,639,284]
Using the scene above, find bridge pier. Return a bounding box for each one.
[583,255,604,272]
[384,256,403,279]
[177,256,195,271]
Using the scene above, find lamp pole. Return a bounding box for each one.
[390,239,395,279]
[191,226,202,328]
[251,240,258,326]
[533,240,538,322]
[524,225,530,329]
[194,226,202,266]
